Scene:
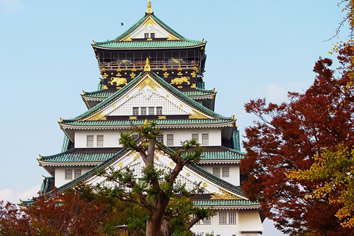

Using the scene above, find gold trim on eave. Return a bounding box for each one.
[86,111,107,121]
[189,111,209,119]
[211,188,244,200]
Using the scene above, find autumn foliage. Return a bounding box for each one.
[241,44,353,235]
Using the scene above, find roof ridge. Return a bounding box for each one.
[94,14,203,47]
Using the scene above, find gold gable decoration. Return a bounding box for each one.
[137,77,160,91]
[86,111,107,121]
[189,111,209,119]
[211,189,244,200]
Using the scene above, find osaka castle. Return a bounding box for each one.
[36,1,263,235]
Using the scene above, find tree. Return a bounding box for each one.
[241,44,353,235]
[97,121,209,236]
[0,201,30,235]
[287,144,354,228]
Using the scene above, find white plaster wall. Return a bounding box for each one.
[108,92,187,116]
[192,211,238,236]
[199,164,240,186]
[159,128,221,147]
[74,129,221,148]
[192,211,262,236]
[238,211,263,235]
[130,18,170,39]
[75,131,121,148]
[55,167,92,187]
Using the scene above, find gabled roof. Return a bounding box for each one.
[93,13,205,50]
[62,72,233,125]
[53,146,248,200]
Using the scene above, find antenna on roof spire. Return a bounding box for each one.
[147,0,153,14]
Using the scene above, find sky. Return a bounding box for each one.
[0,0,349,235]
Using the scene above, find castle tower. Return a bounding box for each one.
[37,2,263,235]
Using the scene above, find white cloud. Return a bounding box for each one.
[0,185,40,203]
[0,188,14,202]
[0,0,24,13]
[265,84,288,104]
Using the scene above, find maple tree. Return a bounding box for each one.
[97,121,209,236]
[241,43,353,235]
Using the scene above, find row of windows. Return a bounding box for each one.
[213,167,230,178]
[86,133,210,147]
[133,107,162,116]
[87,135,104,147]
[65,169,81,180]
[196,211,236,225]
[156,133,209,146]
[144,33,155,39]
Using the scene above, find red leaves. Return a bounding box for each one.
[241,46,353,234]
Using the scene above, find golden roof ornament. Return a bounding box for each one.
[147,0,153,14]
[144,57,151,71]
[144,119,149,128]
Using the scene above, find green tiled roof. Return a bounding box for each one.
[41,149,118,163]
[63,72,231,124]
[40,148,242,163]
[61,136,70,152]
[95,40,203,49]
[194,200,260,206]
[232,130,241,152]
[202,149,245,160]
[63,119,233,127]
[94,14,204,49]
[84,90,114,98]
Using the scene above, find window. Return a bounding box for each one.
[133,107,139,115]
[167,134,174,146]
[141,107,147,115]
[87,135,94,147]
[148,107,155,115]
[156,107,162,115]
[202,133,209,145]
[144,33,149,39]
[213,167,220,177]
[156,134,164,143]
[192,134,199,143]
[74,169,82,179]
[150,33,155,38]
[219,211,227,224]
[97,135,104,147]
[222,167,230,177]
[229,211,236,224]
[65,169,73,180]
[202,217,211,225]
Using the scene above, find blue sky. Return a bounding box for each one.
[0,0,349,235]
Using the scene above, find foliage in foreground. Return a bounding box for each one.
[241,42,353,235]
